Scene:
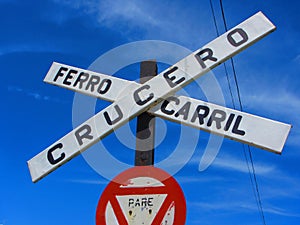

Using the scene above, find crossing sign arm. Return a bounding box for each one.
[149,96,291,154]
[44,62,291,154]
[44,62,135,102]
[28,11,276,183]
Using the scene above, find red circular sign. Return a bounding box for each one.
[96,166,186,225]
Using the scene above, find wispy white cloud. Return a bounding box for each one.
[96,1,159,28]
[293,54,300,64]
[51,0,213,47]
[245,89,300,118]
[190,152,276,176]
[249,203,300,218]
[189,200,300,217]
[65,178,108,185]
[51,0,161,28]
[189,200,254,212]
[8,85,67,104]
[192,151,300,201]
[0,43,62,56]
[176,175,225,184]
[260,172,300,200]
[212,154,276,175]
[262,205,300,217]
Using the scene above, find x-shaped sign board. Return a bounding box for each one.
[28,12,291,183]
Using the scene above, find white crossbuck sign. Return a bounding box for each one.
[28,12,291,183]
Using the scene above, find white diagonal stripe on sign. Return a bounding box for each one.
[149,96,291,154]
[44,62,136,102]
[28,12,277,182]
[45,62,291,154]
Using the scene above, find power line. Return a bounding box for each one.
[209,0,236,109]
[219,0,243,111]
[209,0,267,224]
[219,1,267,224]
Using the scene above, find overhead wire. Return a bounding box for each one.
[209,0,267,224]
[219,0,243,111]
[209,0,236,109]
[219,1,267,224]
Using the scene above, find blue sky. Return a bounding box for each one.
[1,0,300,224]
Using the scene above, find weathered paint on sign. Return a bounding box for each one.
[45,62,290,154]
[96,166,186,225]
[28,12,277,182]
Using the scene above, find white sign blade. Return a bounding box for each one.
[149,96,291,154]
[44,62,136,102]
[28,12,276,182]
[44,62,291,154]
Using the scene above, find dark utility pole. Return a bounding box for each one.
[135,60,157,166]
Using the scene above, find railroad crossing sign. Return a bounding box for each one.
[27,12,291,183]
[96,166,186,225]
[44,62,290,153]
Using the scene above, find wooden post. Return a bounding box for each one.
[135,60,157,166]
